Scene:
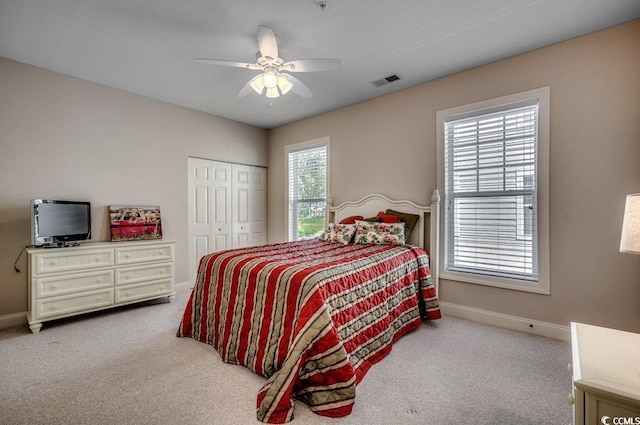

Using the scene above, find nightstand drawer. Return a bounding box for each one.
[115,279,173,303]
[115,263,173,285]
[115,244,174,265]
[33,249,114,274]
[35,288,114,319]
[36,270,114,298]
[594,395,640,419]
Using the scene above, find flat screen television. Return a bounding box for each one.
[31,200,92,247]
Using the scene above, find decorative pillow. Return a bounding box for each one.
[385,209,420,242]
[318,223,334,242]
[354,221,405,245]
[376,211,401,223]
[339,215,364,225]
[363,216,381,222]
[329,224,357,245]
[318,223,357,244]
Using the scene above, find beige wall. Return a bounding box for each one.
[268,20,640,332]
[0,57,268,320]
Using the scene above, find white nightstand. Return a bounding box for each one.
[570,322,640,425]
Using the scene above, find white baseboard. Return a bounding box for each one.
[175,281,192,289]
[0,312,27,330]
[439,301,570,341]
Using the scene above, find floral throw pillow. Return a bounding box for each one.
[318,223,357,245]
[318,223,334,242]
[354,221,405,245]
[330,224,357,245]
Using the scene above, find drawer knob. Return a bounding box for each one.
[94,257,101,262]
[124,275,130,280]
[124,254,130,259]
[51,285,57,290]
[567,394,574,405]
[49,261,57,266]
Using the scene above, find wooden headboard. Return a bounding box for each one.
[328,190,441,293]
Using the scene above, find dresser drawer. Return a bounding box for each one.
[115,263,173,285]
[115,244,174,265]
[35,288,114,319]
[33,249,114,275]
[36,270,114,298]
[115,279,173,304]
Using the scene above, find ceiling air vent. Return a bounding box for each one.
[371,74,401,88]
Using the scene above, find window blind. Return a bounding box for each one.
[444,101,539,281]
[288,144,327,241]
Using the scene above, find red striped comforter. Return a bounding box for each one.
[177,240,440,423]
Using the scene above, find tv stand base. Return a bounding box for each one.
[42,242,80,249]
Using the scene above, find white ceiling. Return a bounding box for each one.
[0,1,638,129]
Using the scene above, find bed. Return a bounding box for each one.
[177,191,441,423]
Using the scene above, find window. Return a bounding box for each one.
[436,87,550,294]
[286,137,329,241]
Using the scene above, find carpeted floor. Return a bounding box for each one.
[0,284,572,424]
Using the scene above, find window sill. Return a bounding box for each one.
[440,270,550,295]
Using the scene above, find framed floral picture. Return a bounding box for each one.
[109,205,162,242]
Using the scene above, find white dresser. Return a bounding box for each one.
[570,322,640,425]
[27,240,175,333]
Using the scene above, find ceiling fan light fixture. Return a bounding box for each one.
[263,68,278,89]
[265,86,280,98]
[249,74,265,94]
[277,76,293,95]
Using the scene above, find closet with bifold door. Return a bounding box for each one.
[187,157,267,284]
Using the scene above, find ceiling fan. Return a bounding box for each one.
[194,25,342,99]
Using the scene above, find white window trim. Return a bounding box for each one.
[436,87,550,294]
[284,136,331,242]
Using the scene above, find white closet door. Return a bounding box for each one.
[188,159,267,284]
[232,164,251,249]
[187,158,231,284]
[211,161,232,251]
[251,167,267,246]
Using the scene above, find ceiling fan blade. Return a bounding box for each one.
[193,58,260,70]
[282,58,342,72]
[257,25,278,60]
[281,73,312,98]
